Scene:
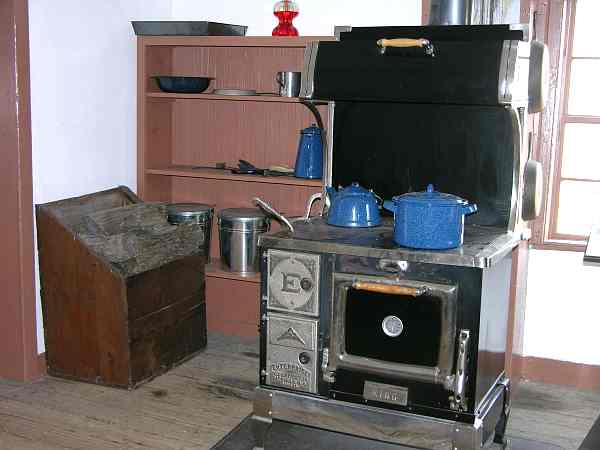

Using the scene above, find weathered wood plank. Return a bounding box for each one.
[0,432,66,450]
[1,336,598,450]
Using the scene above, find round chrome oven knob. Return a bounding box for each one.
[382,315,404,337]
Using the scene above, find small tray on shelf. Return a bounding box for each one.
[132,21,247,36]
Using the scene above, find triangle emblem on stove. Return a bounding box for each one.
[277,327,306,346]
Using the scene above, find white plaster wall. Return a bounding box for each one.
[523,250,600,365]
[171,0,422,36]
[29,0,172,353]
[29,0,421,354]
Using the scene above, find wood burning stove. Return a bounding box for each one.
[252,24,543,450]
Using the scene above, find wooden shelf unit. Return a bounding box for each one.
[137,36,331,337]
[205,258,261,284]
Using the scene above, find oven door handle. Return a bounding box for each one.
[352,281,426,297]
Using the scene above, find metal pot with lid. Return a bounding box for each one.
[167,203,214,261]
[383,184,477,249]
[218,208,270,275]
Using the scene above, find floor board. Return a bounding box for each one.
[0,334,598,450]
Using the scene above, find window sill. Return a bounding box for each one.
[531,240,587,252]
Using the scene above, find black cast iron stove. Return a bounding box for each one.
[252,24,541,450]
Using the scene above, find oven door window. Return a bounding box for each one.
[344,287,442,367]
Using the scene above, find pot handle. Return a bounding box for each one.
[383,200,395,213]
[462,203,478,215]
[301,192,323,220]
[377,38,435,56]
[352,281,426,297]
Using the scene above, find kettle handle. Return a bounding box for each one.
[462,203,478,215]
[383,200,396,213]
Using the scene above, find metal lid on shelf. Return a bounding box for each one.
[218,208,270,231]
[167,203,214,225]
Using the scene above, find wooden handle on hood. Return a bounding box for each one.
[377,38,430,49]
[352,281,426,297]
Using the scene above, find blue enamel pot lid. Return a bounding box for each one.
[390,184,469,206]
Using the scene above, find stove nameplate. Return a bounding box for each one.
[363,381,408,407]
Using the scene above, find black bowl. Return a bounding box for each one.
[153,76,212,93]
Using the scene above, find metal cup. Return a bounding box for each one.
[276,71,301,97]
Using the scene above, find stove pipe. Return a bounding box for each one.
[428,0,474,25]
[429,0,520,25]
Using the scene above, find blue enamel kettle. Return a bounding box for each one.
[326,182,382,228]
[294,124,323,179]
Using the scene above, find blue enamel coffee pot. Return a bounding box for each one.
[294,124,323,179]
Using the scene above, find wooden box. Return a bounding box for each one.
[36,186,207,388]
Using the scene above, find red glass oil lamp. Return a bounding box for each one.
[272,0,299,37]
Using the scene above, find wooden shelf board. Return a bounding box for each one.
[146,92,327,104]
[146,165,323,187]
[139,36,334,48]
[206,259,261,284]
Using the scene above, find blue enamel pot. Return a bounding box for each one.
[383,184,477,250]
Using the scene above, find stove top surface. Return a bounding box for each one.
[259,218,521,268]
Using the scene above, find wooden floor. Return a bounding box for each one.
[1,334,598,450]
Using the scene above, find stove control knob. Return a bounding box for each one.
[300,278,313,291]
[298,352,311,365]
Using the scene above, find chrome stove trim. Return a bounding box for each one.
[252,381,509,450]
[326,273,458,388]
[451,329,471,411]
[334,26,352,40]
[509,23,530,41]
[300,42,319,99]
[259,225,521,269]
[325,101,335,190]
[498,40,515,104]
[508,106,522,232]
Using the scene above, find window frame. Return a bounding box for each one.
[530,0,596,251]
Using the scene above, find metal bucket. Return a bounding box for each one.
[167,203,214,262]
[218,208,270,275]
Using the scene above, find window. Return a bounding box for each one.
[536,0,600,247]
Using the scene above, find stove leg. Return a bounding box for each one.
[251,415,272,450]
[493,409,510,448]
[493,379,511,448]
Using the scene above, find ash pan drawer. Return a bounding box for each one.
[267,313,317,351]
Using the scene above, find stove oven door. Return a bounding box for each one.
[326,273,462,409]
